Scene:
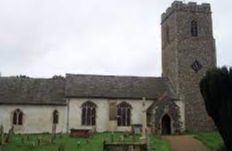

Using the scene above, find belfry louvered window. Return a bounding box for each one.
[191,20,198,37]
[81,101,96,126]
[117,102,131,126]
[13,109,23,125]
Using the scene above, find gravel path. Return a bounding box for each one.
[162,135,210,151]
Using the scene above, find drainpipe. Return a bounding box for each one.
[142,97,147,138]
[66,98,70,133]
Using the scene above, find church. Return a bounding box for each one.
[0,1,216,135]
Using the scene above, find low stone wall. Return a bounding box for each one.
[103,142,147,151]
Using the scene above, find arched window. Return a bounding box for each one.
[13,109,23,125]
[81,101,96,126]
[117,102,132,126]
[191,20,198,37]
[53,110,59,124]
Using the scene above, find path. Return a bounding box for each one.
[162,135,210,151]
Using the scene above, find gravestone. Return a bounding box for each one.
[52,124,57,143]
[132,124,142,134]
[5,126,14,143]
[0,125,4,145]
[58,144,65,151]
[77,141,81,150]
[103,143,147,151]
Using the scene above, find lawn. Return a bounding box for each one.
[0,133,170,151]
[194,131,225,151]
[150,135,170,151]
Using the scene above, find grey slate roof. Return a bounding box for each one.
[0,74,177,105]
[65,74,177,100]
[0,76,65,105]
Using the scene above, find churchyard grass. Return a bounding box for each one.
[0,132,170,151]
[150,135,170,151]
[194,131,225,151]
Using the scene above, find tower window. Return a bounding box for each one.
[81,101,96,126]
[53,110,59,124]
[117,102,132,126]
[191,20,198,37]
[166,25,170,43]
[13,109,23,125]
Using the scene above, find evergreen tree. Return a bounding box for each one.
[200,67,232,151]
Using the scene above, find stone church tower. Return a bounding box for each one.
[161,1,216,130]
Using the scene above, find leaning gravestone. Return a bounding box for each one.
[5,126,14,143]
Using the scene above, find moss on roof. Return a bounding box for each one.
[65,74,177,100]
[0,76,65,105]
[0,74,177,105]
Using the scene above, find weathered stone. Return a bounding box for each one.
[161,1,216,131]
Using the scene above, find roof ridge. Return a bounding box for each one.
[0,76,63,80]
[66,73,165,79]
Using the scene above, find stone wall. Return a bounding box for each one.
[103,143,147,151]
[161,1,216,130]
[0,105,67,133]
[161,1,211,24]
[152,98,183,134]
[68,98,153,132]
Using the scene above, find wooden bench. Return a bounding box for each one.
[70,128,94,137]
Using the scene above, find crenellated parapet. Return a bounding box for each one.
[161,1,211,23]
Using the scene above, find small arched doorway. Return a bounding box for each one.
[161,114,171,135]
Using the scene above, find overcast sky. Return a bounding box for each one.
[0,0,231,78]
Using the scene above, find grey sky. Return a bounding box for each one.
[0,0,231,78]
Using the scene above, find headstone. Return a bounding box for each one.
[120,135,124,142]
[59,133,62,138]
[110,133,114,142]
[132,124,142,134]
[86,139,89,144]
[0,125,3,145]
[52,124,57,135]
[77,141,81,150]
[27,135,30,141]
[132,134,136,143]
[146,136,150,151]
[52,124,57,141]
[5,126,14,143]
[32,141,36,147]
[21,137,24,144]
[37,137,40,146]
[58,144,65,151]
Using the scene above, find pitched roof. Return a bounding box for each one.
[0,76,65,105]
[65,74,177,100]
[0,74,177,105]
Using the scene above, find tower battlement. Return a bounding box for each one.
[161,1,211,23]
[161,0,216,130]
